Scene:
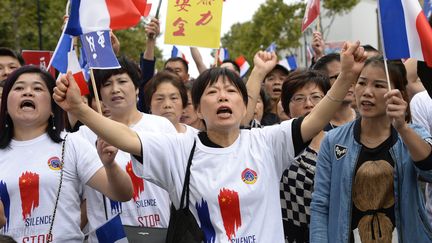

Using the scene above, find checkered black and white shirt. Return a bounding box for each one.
[280,146,317,227]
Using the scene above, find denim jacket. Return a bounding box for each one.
[310,119,432,243]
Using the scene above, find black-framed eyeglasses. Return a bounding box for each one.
[290,94,324,105]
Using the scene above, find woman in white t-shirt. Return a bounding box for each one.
[79,57,176,240]
[145,70,198,135]
[0,66,133,242]
[54,42,367,242]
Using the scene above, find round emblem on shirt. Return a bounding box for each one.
[241,168,258,184]
[48,157,62,170]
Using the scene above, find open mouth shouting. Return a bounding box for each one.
[216,106,233,118]
[20,100,36,111]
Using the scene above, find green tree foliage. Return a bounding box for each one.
[0,0,162,65]
[323,0,360,16]
[222,0,305,63]
[221,0,360,65]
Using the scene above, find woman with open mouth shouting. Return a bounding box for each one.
[53,41,366,242]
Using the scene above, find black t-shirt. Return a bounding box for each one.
[350,120,397,242]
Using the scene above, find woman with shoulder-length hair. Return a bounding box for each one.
[310,56,432,243]
[0,66,133,242]
[54,42,366,242]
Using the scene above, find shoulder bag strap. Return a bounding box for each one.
[179,139,196,209]
[47,134,68,242]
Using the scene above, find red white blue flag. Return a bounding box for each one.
[235,56,250,78]
[301,0,320,32]
[171,45,187,61]
[217,48,230,64]
[379,0,432,67]
[65,0,151,36]
[279,55,298,72]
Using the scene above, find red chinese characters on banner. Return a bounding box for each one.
[173,17,188,36]
[197,0,215,5]
[175,0,191,11]
[195,10,213,26]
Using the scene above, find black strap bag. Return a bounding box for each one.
[165,139,205,243]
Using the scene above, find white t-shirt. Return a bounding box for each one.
[132,120,297,242]
[77,113,176,238]
[0,133,102,242]
[410,90,432,134]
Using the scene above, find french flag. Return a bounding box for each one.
[65,0,151,36]
[279,55,298,71]
[217,48,230,63]
[235,55,250,77]
[171,45,187,61]
[67,51,90,96]
[49,31,73,73]
[95,214,128,243]
[379,0,432,67]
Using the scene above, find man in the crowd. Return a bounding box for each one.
[0,47,24,109]
[164,57,190,83]
[261,64,290,125]
[312,53,357,130]
[0,47,24,81]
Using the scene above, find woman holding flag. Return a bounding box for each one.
[54,41,366,242]
[0,66,133,242]
[310,57,432,242]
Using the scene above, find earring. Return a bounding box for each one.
[5,122,8,128]
[51,114,56,130]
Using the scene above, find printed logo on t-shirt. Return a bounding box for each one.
[195,198,216,241]
[218,188,242,241]
[334,144,347,160]
[241,168,257,185]
[126,161,144,201]
[19,172,40,219]
[47,157,62,171]
[0,181,11,232]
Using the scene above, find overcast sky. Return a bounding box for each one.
[153,0,301,77]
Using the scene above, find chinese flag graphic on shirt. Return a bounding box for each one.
[19,172,39,219]
[126,161,144,201]
[218,188,242,241]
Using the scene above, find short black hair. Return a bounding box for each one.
[0,66,64,148]
[92,56,141,99]
[362,44,379,53]
[281,70,331,116]
[312,53,340,73]
[191,68,248,109]
[221,59,240,73]
[144,70,188,110]
[164,57,189,73]
[0,47,25,66]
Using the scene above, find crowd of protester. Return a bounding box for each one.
[1,14,432,243]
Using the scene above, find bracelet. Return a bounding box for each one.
[325,93,344,103]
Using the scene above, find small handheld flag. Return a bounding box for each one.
[266,42,277,52]
[95,214,128,243]
[80,30,121,69]
[378,0,432,67]
[301,0,320,32]
[235,56,250,77]
[171,46,187,61]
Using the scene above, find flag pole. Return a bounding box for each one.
[377,2,392,91]
[89,68,103,114]
[155,0,163,19]
[214,48,220,67]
